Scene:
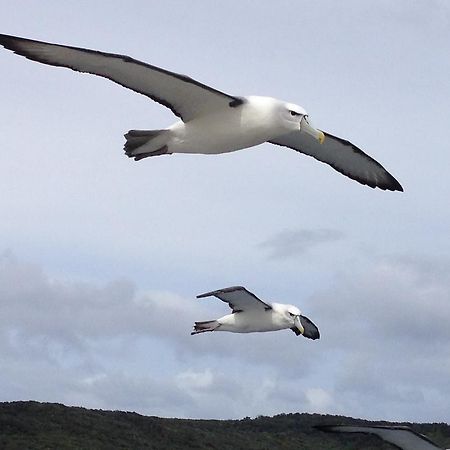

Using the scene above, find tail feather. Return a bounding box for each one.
[191,320,220,335]
[124,129,171,160]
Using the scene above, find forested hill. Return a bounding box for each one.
[1,401,449,449]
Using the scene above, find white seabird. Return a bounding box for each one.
[191,286,320,339]
[316,424,447,450]
[0,34,403,191]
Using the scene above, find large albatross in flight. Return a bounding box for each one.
[316,425,448,449]
[0,33,402,191]
[192,286,320,339]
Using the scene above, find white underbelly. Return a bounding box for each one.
[218,312,287,333]
[167,106,285,155]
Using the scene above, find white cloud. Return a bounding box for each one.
[176,369,214,391]
[310,255,450,421]
[305,388,333,413]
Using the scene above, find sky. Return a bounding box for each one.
[0,0,449,423]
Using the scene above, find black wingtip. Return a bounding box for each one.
[384,174,404,192]
[312,331,320,340]
[347,169,403,192]
[0,34,23,52]
[393,179,404,192]
[0,33,21,44]
[305,330,320,340]
[350,171,403,192]
[0,33,52,55]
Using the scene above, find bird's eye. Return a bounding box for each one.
[290,111,300,117]
[288,312,295,316]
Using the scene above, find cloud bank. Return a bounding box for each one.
[1,252,449,421]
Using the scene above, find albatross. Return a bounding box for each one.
[0,33,403,191]
[316,425,448,450]
[191,286,320,339]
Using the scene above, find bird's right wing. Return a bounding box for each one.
[269,130,403,191]
[300,315,320,340]
[197,286,272,313]
[316,425,443,449]
[0,33,243,122]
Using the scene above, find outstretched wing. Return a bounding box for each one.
[270,130,403,191]
[197,286,272,313]
[0,34,243,122]
[290,315,320,340]
[316,425,442,449]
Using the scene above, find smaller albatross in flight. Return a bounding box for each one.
[191,286,320,339]
[0,33,403,191]
[315,424,448,450]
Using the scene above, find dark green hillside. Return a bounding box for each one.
[0,401,449,449]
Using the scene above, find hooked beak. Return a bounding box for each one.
[301,116,325,144]
[294,315,304,335]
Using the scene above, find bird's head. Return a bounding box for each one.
[283,102,325,144]
[285,305,301,326]
[283,102,306,129]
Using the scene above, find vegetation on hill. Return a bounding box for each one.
[0,401,449,449]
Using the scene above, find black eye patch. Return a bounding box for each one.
[290,111,301,116]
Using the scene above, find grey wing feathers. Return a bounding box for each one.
[270,130,403,191]
[197,286,272,313]
[0,33,243,122]
[300,315,320,340]
[315,425,443,449]
[291,316,320,340]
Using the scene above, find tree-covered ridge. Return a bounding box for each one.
[0,401,449,450]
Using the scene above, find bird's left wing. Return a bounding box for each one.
[0,34,243,122]
[197,286,272,313]
[315,425,443,449]
[269,130,403,191]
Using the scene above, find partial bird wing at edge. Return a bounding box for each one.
[315,425,443,449]
[0,33,243,122]
[269,130,403,191]
[197,286,272,313]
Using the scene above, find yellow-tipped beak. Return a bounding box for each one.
[318,130,325,144]
[301,117,325,144]
[294,315,304,335]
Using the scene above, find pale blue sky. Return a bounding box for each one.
[0,0,449,422]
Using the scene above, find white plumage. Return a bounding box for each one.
[0,34,403,191]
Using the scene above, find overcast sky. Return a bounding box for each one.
[0,0,449,423]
